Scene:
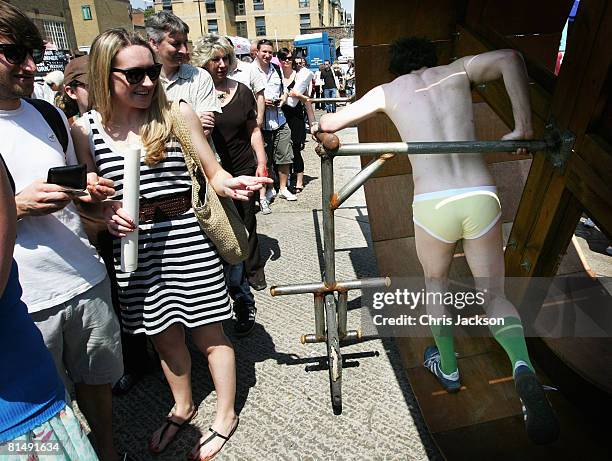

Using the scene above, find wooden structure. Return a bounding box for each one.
[354,0,611,457]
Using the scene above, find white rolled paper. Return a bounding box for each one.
[120,145,141,273]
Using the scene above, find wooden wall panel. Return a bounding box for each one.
[354,0,462,46]
[363,175,414,242]
[471,0,573,35]
[491,159,532,223]
[454,26,551,135]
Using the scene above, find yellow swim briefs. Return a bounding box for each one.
[412,186,502,243]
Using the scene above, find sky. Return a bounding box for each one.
[129,0,354,15]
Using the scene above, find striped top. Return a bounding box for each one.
[85,110,232,335]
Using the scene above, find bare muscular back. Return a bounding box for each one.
[382,60,494,194]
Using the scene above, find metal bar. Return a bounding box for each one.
[270,277,391,296]
[337,292,348,338]
[321,154,336,286]
[308,96,355,104]
[333,154,395,209]
[332,140,549,156]
[314,293,325,338]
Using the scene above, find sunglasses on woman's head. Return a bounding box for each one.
[111,63,162,85]
[0,44,44,65]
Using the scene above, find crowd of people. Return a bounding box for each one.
[1,1,567,460]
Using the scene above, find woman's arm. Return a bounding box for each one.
[179,102,229,194]
[179,102,271,200]
[247,119,268,178]
[304,100,315,127]
[0,160,16,295]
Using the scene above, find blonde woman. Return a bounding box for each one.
[71,29,269,460]
[192,34,268,337]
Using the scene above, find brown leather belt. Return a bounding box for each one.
[138,189,192,223]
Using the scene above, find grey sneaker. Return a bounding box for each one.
[259,198,272,215]
[423,346,461,393]
[278,188,297,201]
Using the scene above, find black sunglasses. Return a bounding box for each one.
[111,63,162,85]
[0,44,44,65]
[279,56,293,62]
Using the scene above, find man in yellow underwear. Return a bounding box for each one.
[317,37,559,445]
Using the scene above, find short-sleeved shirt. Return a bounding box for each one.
[211,82,258,176]
[253,62,286,131]
[161,64,221,114]
[0,100,107,313]
[229,61,265,95]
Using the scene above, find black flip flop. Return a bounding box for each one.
[189,417,240,461]
[149,408,198,454]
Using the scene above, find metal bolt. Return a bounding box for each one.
[520,259,532,272]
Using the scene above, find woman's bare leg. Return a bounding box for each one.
[149,324,195,451]
[188,323,238,460]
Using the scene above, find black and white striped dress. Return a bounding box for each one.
[85,110,232,335]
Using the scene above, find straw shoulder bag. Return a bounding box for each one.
[170,102,248,265]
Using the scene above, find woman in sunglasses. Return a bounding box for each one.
[278,48,315,193]
[71,29,269,461]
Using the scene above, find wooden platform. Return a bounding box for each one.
[354,0,612,457]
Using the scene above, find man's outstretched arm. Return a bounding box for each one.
[318,85,386,133]
[461,49,533,141]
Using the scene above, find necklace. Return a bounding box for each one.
[216,80,230,102]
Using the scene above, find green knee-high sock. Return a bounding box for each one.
[431,324,457,374]
[490,317,534,374]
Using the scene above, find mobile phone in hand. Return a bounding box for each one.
[47,164,88,196]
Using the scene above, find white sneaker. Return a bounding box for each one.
[265,188,276,202]
[278,188,297,201]
[259,198,272,214]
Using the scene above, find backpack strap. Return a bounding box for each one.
[24,98,69,154]
[272,63,284,94]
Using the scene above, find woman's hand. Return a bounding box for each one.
[255,164,268,178]
[221,176,273,201]
[103,201,136,237]
[79,172,115,203]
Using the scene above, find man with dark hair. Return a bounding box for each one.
[0,2,124,460]
[253,39,296,207]
[320,59,339,113]
[146,11,219,134]
[318,37,559,445]
[388,36,438,76]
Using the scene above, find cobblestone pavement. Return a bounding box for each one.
[112,118,439,460]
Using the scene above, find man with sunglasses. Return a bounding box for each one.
[254,39,295,208]
[146,11,219,135]
[0,3,125,460]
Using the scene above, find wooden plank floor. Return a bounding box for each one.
[393,230,610,458]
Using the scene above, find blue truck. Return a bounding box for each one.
[293,32,336,71]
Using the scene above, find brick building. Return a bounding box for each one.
[8,0,78,52]
[153,0,349,47]
[68,0,133,52]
